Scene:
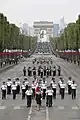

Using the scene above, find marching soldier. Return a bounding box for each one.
[58,66,61,76]
[41,79,47,99]
[58,77,62,94]
[25,86,33,107]
[46,86,53,107]
[21,81,26,99]
[1,82,7,99]
[16,78,20,94]
[31,81,36,98]
[35,86,42,110]
[49,66,52,76]
[6,78,12,94]
[12,81,17,99]
[53,66,56,76]
[60,80,66,99]
[33,67,36,77]
[44,66,46,76]
[67,77,73,94]
[38,66,41,76]
[23,66,26,76]
[28,67,32,77]
[71,81,77,99]
[40,67,43,78]
[46,67,49,77]
[52,79,57,99]
[24,78,29,91]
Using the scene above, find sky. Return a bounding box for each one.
[0,0,80,27]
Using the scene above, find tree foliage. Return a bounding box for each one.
[0,13,37,52]
[50,15,80,51]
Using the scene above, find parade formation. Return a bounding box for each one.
[1,57,77,111]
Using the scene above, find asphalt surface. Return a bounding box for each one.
[0,54,80,120]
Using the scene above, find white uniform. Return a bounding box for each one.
[21,85,26,90]
[1,85,7,99]
[71,84,77,89]
[46,90,53,96]
[12,84,17,90]
[71,83,77,99]
[67,80,73,86]
[52,83,57,88]
[1,85,7,90]
[6,81,12,86]
[60,83,66,88]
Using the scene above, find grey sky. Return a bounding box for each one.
[0,0,80,27]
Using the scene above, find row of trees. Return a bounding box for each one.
[50,15,80,51]
[0,13,37,52]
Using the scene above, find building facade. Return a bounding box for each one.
[53,24,59,37]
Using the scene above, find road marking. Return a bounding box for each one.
[46,107,49,120]
[14,106,20,110]
[0,106,6,109]
[58,106,64,110]
[72,106,79,110]
[27,102,33,120]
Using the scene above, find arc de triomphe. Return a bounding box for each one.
[33,21,53,42]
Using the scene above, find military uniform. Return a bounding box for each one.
[1,82,7,99]
[6,79,12,94]
[52,82,57,99]
[25,87,32,107]
[21,81,26,99]
[23,67,26,76]
[71,81,77,99]
[60,82,66,99]
[12,81,17,99]
[46,88,53,107]
[67,77,73,95]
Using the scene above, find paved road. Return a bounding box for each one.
[0,54,80,120]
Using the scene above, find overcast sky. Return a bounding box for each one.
[0,0,80,27]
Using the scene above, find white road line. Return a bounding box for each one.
[0,106,6,109]
[72,106,79,110]
[58,106,64,110]
[14,106,20,110]
[27,102,33,120]
[46,107,49,120]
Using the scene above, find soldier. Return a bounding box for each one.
[31,81,36,98]
[67,77,73,94]
[23,66,26,76]
[21,81,26,99]
[25,86,33,107]
[12,81,17,99]
[57,66,61,76]
[35,86,42,110]
[41,79,47,99]
[33,67,36,77]
[71,81,77,99]
[53,66,56,76]
[6,78,12,94]
[60,80,66,99]
[43,66,46,76]
[38,66,41,76]
[1,82,7,99]
[46,67,49,77]
[49,66,52,76]
[28,67,32,77]
[46,86,53,107]
[52,79,57,99]
[58,77,62,94]
[16,78,20,94]
[40,67,43,78]
[24,78,29,91]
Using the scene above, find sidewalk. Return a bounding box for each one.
[0,58,26,73]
